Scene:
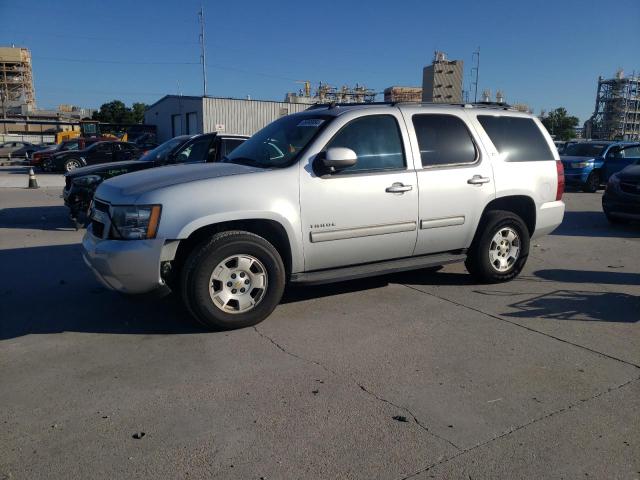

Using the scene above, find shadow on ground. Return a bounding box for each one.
[535,269,640,286]
[505,289,639,323]
[552,210,639,238]
[1,242,638,340]
[0,205,75,231]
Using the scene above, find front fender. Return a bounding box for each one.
[176,210,304,273]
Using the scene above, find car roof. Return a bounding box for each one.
[297,101,536,119]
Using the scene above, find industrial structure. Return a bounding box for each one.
[0,46,36,116]
[383,86,423,103]
[422,51,464,103]
[145,95,310,142]
[587,70,640,141]
[284,81,376,105]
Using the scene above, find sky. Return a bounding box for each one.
[1,0,638,123]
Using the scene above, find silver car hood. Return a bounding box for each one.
[96,162,262,200]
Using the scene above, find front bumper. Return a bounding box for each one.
[602,189,640,220]
[563,170,590,185]
[532,200,565,239]
[82,227,170,294]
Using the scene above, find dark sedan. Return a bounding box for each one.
[45,141,141,173]
[62,133,247,223]
[602,162,640,224]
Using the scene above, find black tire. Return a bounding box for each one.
[64,158,82,172]
[180,231,286,330]
[583,172,600,193]
[604,210,629,225]
[465,210,530,283]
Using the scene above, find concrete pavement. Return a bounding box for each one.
[0,187,638,479]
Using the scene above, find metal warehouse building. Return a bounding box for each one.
[144,95,311,142]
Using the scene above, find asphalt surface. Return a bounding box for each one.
[0,186,638,479]
[0,166,65,188]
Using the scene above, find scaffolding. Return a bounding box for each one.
[0,47,35,117]
[285,81,377,104]
[589,70,640,141]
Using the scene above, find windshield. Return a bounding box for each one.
[222,115,330,168]
[563,143,607,157]
[138,137,186,162]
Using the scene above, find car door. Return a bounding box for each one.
[299,111,419,271]
[89,143,114,165]
[603,145,640,180]
[175,135,216,164]
[404,111,496,255]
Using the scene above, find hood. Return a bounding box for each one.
[617,164,640,182]
[65,159,147,179]
[96,162,262,199]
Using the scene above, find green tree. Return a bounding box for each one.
[130,102,147,124]
[540,108,579,141]
[92,100,148,124]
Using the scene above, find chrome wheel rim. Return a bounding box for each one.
[66,160,80,172]
[488,227,520,272]
[208,254,268,314]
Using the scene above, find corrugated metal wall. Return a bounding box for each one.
[202,98,309,136]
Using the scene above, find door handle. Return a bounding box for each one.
[467,175,490,185]
[386,182,413,193]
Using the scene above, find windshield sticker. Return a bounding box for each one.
[297,119,325,127]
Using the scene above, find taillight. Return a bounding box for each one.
[556,160,565,201]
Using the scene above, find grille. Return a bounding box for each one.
[92,220,105,238]
[94,199,110,212]
[620,181,640,195]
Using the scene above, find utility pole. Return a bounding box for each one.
[199,5,208,97]
[471,47,480,103]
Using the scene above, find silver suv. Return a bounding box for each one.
[82,103,565,329]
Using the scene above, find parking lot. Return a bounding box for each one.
[1,179,639,479]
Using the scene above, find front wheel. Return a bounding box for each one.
[64,158,82,172]
[583,172,600,193]
[180,231,286,330]
[465,210,530,283]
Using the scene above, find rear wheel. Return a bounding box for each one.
[180,231,286,330]
[583,172,600,193]
[465,210,530,283]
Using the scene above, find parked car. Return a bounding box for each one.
[0,141,39,160]
[32,137,113,170]
[560,141,640,192]
[44,141,141,173]
[602,161,640,224]
[63,133,247,223]
[82,103,565,330]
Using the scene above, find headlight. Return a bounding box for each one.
[73,175,102,187]
[607,174,620,189]
[571,161,592,168]
[110,205,162,240]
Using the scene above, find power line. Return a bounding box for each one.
[35,56,200,66]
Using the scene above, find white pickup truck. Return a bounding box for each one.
[82,103,565,329]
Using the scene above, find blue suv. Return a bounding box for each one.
[561,141,640,192]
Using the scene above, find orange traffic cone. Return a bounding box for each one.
[28,167,39,189]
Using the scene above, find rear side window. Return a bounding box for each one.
[412,114,477,167]
[478,115,553,162]
[326,115,405,173]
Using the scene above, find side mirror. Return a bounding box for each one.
[317,147,357,174]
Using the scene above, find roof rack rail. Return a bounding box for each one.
[307,101,395,110]
[306,101,516,111]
